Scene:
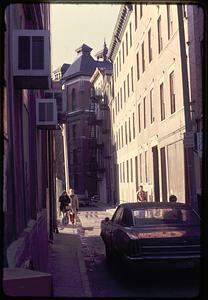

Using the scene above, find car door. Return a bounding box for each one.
[105,206,124,249]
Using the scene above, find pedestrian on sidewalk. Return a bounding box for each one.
[59,190,70,218]
[69,188,79,225]
[136,185,147,202]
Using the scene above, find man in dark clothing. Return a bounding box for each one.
[59,190,70,216]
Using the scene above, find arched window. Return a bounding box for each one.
[72,88,76,111]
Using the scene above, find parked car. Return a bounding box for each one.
[77,194,90,207]
[100,202,201,270]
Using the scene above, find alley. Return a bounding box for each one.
[3,3,205,298]
[48,205,200,298]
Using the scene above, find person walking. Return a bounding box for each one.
[68,188,79,225]
[137,185,147,202]
[59,190,70,218]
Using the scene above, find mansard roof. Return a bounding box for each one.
[62,43,112,82]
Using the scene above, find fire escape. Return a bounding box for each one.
[87,87,105,195]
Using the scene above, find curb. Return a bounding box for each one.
[77,246,92,297]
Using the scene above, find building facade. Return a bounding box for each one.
[61,43,112,198]
[4,3,56,273]
[107,3,202,207]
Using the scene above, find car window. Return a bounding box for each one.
[133,208,200,226]
[121,208,133,226]
[112,207,124,224]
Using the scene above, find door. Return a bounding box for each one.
[152,146,160,201]
[160,147,167,202]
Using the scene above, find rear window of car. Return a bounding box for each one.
[132,208,199,226]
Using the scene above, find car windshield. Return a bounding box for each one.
[132,208,199,226]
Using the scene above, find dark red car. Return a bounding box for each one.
[100,202,200,270]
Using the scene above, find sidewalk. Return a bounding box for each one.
[47,204,116,297]
[48,219,92,297]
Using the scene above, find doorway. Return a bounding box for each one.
[152,146,160,201]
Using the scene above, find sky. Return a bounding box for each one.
[50,4,120,71]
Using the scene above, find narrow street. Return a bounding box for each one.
[53,205,200,298]
[4,3,205,298]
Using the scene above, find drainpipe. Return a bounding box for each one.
[177,5,197,209]
[62,124,70,192]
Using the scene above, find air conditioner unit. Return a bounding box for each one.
[36,98,58,129]
[44,90,66,113]
[13,30,50,89]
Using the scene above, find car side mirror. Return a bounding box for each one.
[105,217,110,222]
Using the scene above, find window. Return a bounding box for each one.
[135,4,138,30]
[72,124,77,138]
[136,52,140,80]
[135,156,138,190]
[114,62,116,82]
[129,117,131,143]
[125,121,128,144]
[117,92,120,112]
[138,103,141,133]
[127,160,129,182]
[142,42,145,72]
[44,90,66,113]
[150,88,155,123]
[121,125,124,147]
[124,80,126,102]
[167,5,173,39]
[115,97,117,114]
[72,88,76,111]
[116,132,118,150]
[120,163,122,182]
[119,50,121,71]
[143,97,146,129]
[139,153,142,183]
[145,151,148,182]
[123,161,125,182]
[36,98,57,126]
[131,158,133,182]
[170,71,175,114]
[120,87,123,109]
[129,22,132,47]
[122,41,125,63]
[119,128,121,149]
[131,66,134,92]
[148,28,152,62]
[116,57,119,77]
[140,4,143,18]
[126,32,128,56]
[112,108,115,123]
[157,16,163,53]
[160,82,165,120]
[133,112,135,139]
[13,30,50,76]
[127,74,130,97]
